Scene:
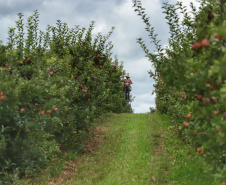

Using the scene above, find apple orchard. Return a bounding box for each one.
[0,0,225,183]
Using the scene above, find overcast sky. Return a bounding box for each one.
[0,0,199,113]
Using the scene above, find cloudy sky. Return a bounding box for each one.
[0,0,199,113]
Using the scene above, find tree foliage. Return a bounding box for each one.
[0,10,132,183]
[133,0,226,182]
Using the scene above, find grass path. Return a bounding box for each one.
[69,113,153,184]
[20,113,216,185]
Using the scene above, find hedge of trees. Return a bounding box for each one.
[134,0,225,183]
[0,10,131,183]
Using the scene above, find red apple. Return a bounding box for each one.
[0,96,6,101]
[0,92,4,96]
[82,89,87,93]
[197,95,202,100]
[180,93,185,99]
[114,65,117,69]
[54,107,58,111]
[201,38,210,47]
[20,108,25,113]
[197,148,201,153]
[183,121,189,127]
[88,99,91,102]
[213,33,226,40]
[216,128,221,131]
[5,63,9,67]
[79,84,83,88]
[200,152,204,156]
[46,110,51,114]
[19,61,23,65]
[213,110,220,115]
[186,113,192,119]
[87,128,90,132]
[192,41,201,49]
[213,33,221,40]
[99,65,103,69]
[40,110,45,115]
[96,55,100,58]
[202,97,210,105]
[50,71,54,76]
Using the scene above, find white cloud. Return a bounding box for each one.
[0,15,17,43]
[132,93,156,113]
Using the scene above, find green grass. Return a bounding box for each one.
[18,113,217,185]
[151,113,217,185]
[69,113,153,184]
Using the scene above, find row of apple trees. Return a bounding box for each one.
[134,0,225,183]
[0,10,131,183]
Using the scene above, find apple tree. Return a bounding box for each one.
[133,0,226,182]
